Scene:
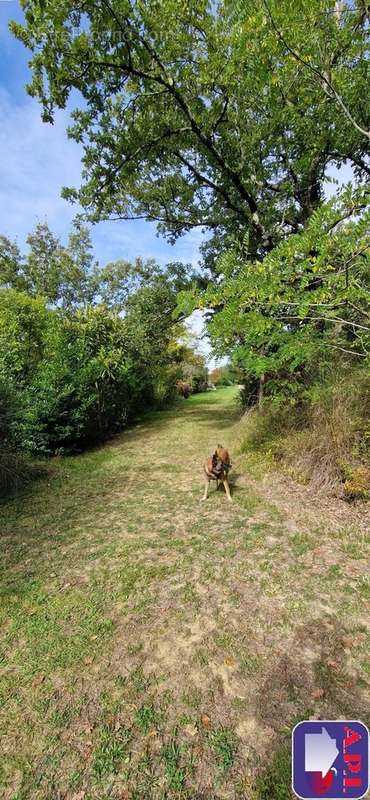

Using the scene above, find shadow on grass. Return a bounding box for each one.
[254,741,292,800]
[0,453,49,503]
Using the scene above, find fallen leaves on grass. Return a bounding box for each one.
[311,687,325,701]
[32,673,45,686]
[342,637,354,650]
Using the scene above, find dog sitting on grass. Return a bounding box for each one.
[202,444,232,502]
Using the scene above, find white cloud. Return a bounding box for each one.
[0,88,83,246]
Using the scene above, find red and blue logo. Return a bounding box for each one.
[292,720,369,799]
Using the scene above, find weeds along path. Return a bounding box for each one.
[1,386,369,800]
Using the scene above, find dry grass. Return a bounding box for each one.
[239,371,370,496]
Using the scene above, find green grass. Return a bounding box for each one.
[290,532,315,556]
[0,385,368,799]
[254,743,291,800]
[209,728,237,771]
[357,576,370,599]
[92,723,131,780]
[135,703,160,735]
[239,653,260,676]
[161,738,186,790]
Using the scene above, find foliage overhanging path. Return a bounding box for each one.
[1,387,369,799]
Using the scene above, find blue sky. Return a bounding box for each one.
[0,2,353,366]
[0,1,206,266]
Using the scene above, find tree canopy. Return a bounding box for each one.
[12,0,369,266]
[178,184,370,395]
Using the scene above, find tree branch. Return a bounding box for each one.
[212,95,229,132]
[92,2,272,246]
[278,314,370,331]
[263,0,370,141]
[101,213,220,229]
[174,151,247,220]
[320,342,366,357]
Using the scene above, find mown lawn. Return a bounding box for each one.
[1,386,369,799]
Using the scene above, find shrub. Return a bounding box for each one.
[239,375,259,408]
[176,381,193,398]
[0,448,31,497]
[18,307,136,454]
[152,365,181,408]
[0,277,197,458]
[0,289,50,383]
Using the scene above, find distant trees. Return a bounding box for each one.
[0,221,96,306]
[175,343,208,395]
[209,365,239,386]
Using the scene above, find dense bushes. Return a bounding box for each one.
[16,307,139,453]
[0,292,184,462]
[0,233,202,489]
[0,243,198,496]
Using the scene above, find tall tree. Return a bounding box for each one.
[1,221,98,307]
[25,222,65,302]
[176,184,370,400]
[11,1,369,267]
[65,219,98,304]
[0,236,29,292]
[96,257,161,311]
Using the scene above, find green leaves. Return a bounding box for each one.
[188,185,370,396]
[12,1,369,260]
[0,242,197,455]
[1,221,97,307]
[7,0,370,416]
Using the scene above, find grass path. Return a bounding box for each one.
[1,387,369,800]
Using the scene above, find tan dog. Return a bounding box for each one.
[202,444,232,502]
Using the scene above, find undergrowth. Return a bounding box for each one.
[239,369,370,498]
